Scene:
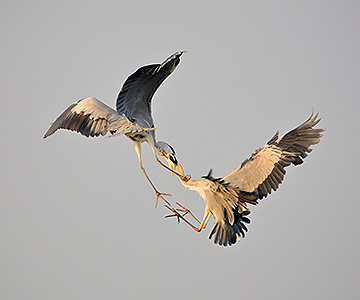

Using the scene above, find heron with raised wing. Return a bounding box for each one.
[44,51,187,207]
[158,113,325,246]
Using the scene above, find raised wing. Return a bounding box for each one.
[43,97,143,139]
[116,51,186,127]
[222,113,325,199]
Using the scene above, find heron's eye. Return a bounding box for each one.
[169,155,178,164]
[168,144,176,155]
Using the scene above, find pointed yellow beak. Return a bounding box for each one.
[171,164,175,180]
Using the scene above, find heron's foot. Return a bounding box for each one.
[164,202,191,221]
[173,202,192,217]
[164,205,183,224]
[154,191,172,209]
[164,203,203,232]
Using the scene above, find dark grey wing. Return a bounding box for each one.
[43,97,143,139]
[222,113,325,199]
[116,51,186,127]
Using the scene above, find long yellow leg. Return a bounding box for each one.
[133,141,171,208]
[165,203,211,232]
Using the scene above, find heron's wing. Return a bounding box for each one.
[222,113,325,199]
[205,181,250,224]
[43,97,144,139]
[116,51,186,126]
[204,185,251,246]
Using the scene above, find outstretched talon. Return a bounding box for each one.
[154,191,172,209]
[164,205,182,223]
[164,203,204,232]
[164,202,199,224]
[164,202,191,219]
[173,202,192,217]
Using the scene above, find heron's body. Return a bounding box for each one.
[44,51,187,206]
[162,157,253,246]
[159,113,325,246]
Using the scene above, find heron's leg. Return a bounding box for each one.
[133,141,171,208]
[165,204,211,232]
[173,202,202,226]
[180,202,211,230]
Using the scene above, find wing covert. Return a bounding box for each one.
[116,51,186,125]
[43,97,144,139]
[222,113,325,199]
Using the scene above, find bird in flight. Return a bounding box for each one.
[158,113,325,246]
[44,51,187,207]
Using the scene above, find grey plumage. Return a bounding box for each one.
[160,113,325,246]
[43,97,143,139]
[116,52,182,129]
[222,113,324,200]
[44,51,186,206]
[44,51,186,139]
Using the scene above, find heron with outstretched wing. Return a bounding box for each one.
[158,113,325,246]
[44,51,187,207]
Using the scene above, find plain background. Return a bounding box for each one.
[1,1,359,299]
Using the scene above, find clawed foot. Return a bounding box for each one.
[173,202,192,216]
[155,191,172,209]
[164,205,182,223]
[164,202,203,232]
[164,202,192,223]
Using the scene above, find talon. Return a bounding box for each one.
[157,192,172,197]
[165,202,204,232]
[179,210,190,217]
[173,202,194,218]
[164,206,182,223]
[164,213,177,219]
[154,191,172,208]
[176,202,190,211]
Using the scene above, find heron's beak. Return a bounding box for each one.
[170,164,175,180]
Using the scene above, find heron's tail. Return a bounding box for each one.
[209,211,251,247]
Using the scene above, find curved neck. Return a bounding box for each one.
[172,162,201,189]
[173,162,185,177]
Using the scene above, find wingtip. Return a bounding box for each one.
[43,129,53,139]
[175,50,188,57]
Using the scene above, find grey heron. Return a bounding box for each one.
[43,51,187,207]
[158,113,325,246]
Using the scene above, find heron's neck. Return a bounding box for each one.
[173,163,201,189]
[173,163,185,177]
[172,162,208,201]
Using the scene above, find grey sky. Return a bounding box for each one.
[1,1,359,299]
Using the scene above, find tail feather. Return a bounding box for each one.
[209,211,251,247]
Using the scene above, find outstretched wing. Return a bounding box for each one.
[116,51,186,127]
[222,113,325,199]
[43,97,143,139]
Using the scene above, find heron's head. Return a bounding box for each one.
[155,141,178,167]
[156,141,189,181]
